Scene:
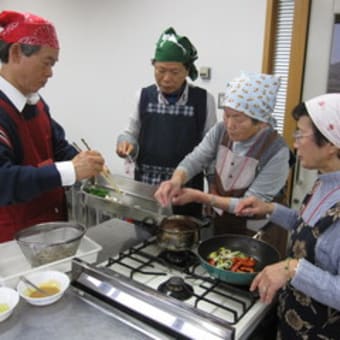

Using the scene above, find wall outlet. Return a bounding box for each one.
[218,93,225,109]
[199,66,211,80]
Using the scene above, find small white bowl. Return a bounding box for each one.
[17,270,70,306]
[0,287,19,322]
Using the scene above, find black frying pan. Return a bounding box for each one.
[198,234,280,285]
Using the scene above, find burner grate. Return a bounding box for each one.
[158,250,200,270]
[104,238,257,325]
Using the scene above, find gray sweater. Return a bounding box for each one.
[177,122,290,213]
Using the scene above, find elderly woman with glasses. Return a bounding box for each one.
[155,72,292,257]
[235,93,340,339]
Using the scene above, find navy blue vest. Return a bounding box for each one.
[137,84,208,217]
[138,84,207,167]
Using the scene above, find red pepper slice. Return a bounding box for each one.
[231,260,243,272]
[239,266,255,272]
[208,258,216,266]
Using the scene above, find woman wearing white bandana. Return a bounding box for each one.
[235,93,340,339]
[155,72,292,257]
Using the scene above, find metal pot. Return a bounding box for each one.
[197,233,280,285]
[157,215,204,251]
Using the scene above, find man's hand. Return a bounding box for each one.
[116,141,134,158]
[72,150,105,180]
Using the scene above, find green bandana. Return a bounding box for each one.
[154,27,198,80]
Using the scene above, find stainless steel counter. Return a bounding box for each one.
[85,218,154,263]
[1,219,156,340]
[1,288,155,340]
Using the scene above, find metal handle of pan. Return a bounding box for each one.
[251,220,273,240]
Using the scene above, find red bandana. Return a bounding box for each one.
[0,10,59,49]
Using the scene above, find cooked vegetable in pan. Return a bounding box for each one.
[207,247,257,273]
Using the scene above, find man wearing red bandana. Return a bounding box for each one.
[0,11,105,242]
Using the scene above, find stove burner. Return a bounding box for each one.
[159,250,199,269]
[158,276,194,301]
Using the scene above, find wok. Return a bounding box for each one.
[197,234,280,285]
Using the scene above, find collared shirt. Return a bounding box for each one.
[0,75,75,186]
[0,75,31,111]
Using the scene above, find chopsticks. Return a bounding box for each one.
[80,138,91,152]
[72,139,122,194]
[20,276,50,296]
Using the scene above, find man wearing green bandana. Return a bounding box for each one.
[116,27,217,217]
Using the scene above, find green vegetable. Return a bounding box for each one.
[207,247,249,270]
[85,187,110,198]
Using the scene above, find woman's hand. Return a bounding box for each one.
[235,196,274,218]
[154,170,187,207]
[154,179,182,207]
[250,259,297,304]
[172,188,201,205]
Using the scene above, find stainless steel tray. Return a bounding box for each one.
[80,174,172,225]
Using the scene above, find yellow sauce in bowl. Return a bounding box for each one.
[0,303,9,313]
[27,281,61,298]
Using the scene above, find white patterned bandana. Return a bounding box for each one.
[305,93,340,148]
[224,72,280,127]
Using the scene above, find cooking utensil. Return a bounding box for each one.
[20,276,49,296]
[157,215,209,251]
[80,138,122,195]
[15,222,87,267]
[124,154,135,175]
[126,154,134,163]
[197,233,280,285]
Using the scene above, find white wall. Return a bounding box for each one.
[0,0,266,174]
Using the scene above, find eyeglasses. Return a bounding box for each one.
[293,130,314,141]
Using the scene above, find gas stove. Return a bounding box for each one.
[70,236,271,340]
